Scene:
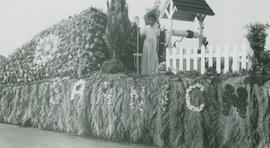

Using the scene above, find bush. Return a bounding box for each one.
[0,7,108,84]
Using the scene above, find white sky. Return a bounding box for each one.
[0,0,270,57]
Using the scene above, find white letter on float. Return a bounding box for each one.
[70,79,86,101]
[185,84,205,112]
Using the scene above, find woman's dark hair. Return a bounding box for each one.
[148,14,157,21]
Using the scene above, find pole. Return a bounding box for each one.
[137,26,140,74]
[197,14,206,74]
[198,15,205,51]
[135,16,140,74]
[169,0,174,48]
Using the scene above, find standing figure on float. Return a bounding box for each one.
[140,14,160,75]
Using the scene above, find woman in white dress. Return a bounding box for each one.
[140,14,160,75]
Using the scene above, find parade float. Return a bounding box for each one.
[1,0,270,148]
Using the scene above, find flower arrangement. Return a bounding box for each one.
[156,62,167,74]
[185,83,205,112]
[130,86,145,113]
[0,7,108,84]
[246,23,270,80]
[70,79,86,101]
[160,84,169,111]
[49,78,62,105]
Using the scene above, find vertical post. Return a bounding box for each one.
[201,46,206,74]
[224,44,229,73]
[166,47,170,71]
[186,46,191,71]
[179,47,183,72]
[232,44,238,72]
[216,45,221,73]
[208,45,213,68]
[194,45,198,71]
[136,26,140,74]
[135,16,140,74]
[167,0,177,73]
[241,44,247,70]
[247,44,252,70]
[168,0,174,48]
[197,15,206,74]
[173,47,177,73]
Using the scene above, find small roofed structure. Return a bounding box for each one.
[160,0,215,73]
[161,0,215,21]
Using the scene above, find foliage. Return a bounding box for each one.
[102,0,132,73]
[0,55,7,62]
[246,23,270,60]
[158,29,167,63]
[222,84,248,118]
[246,23,270,65]
[0,7,108,84]
[245,23,270,85]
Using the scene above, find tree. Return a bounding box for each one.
[246,23,270,85]
[101,0,132,73]
[246,23,270,64]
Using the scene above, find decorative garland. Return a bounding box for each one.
[185,84,205,112]
[139,87,145,112]
[160,85,169,111]
[70,79,86,101]
[130,86,145,113]
[49,78,62,105]
[96,81,113,106]
[34,33,60,66]
[103,82,113,107]
[266,81,270,96]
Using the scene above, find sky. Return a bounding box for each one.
[0,0,270,57]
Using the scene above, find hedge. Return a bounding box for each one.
[1,73,270,148]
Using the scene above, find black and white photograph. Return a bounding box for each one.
[0,0,270,147]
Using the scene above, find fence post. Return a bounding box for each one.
[179,47,183,72]
[201,46,206,74]
[194,46,198,71]
[166,47,170,71]
[216,45,221,73]
[186,46,190,71]
[232,44,239,72]
[224,44,229,73]
[172,47,177,73]
[241,44,247,70]
[246,43,252,70]
[208,45,213,68]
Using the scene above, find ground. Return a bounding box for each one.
[0,124,157,148]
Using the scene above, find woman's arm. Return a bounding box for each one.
[140,27,146,49]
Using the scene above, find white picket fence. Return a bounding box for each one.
[166,43,253,74]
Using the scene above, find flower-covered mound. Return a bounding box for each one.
[0,7,108,84]
[1,73,270,148]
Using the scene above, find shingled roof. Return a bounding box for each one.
[161,0,215,22]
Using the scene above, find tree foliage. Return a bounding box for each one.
[101,0,132,73]
[246,23,270,84]
[246,23,270,63]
